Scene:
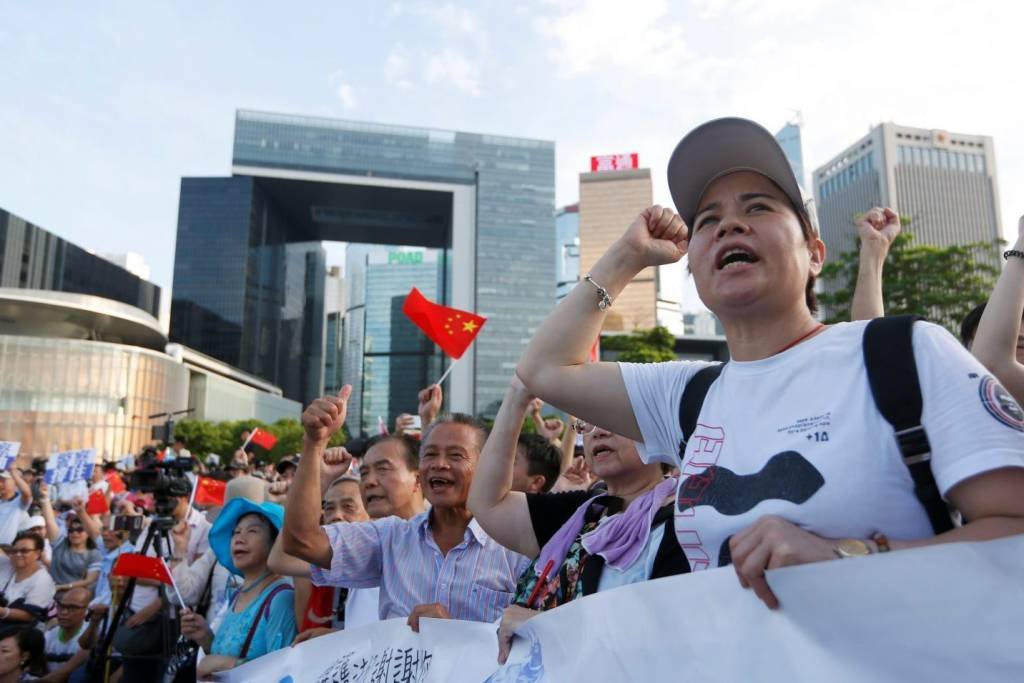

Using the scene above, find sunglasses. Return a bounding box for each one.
[55,602,87,611]
[68,526,85,533]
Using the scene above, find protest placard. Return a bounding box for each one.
[0,442,20,471]
[44,448,96,484]
[216,536,1023,682]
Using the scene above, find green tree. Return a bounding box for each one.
[819,228,1000,333]
[172,417,347,465]
[602,326,676,363]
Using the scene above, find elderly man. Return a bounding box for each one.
[283,386,529,631]
[42,586,92,678]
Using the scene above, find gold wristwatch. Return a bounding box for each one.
[834,539,872,559]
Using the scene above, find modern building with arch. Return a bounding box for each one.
[170,110,556,417]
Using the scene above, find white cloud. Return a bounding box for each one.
[328,69,357,111]
[535,0,695,78]
[424,48,482,96]
[384,46,415,89]
[418,3,487,50]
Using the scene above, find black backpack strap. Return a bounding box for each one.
[863,316,954,534]
[677,364,725,447]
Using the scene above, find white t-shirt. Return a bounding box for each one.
[0,492,29,545]
[620,321,1024,572]
[44,622,86,671]
[595,522,666,594]
[0,555,56,611]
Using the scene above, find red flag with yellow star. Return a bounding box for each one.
[194,476,227,506]
[402,287,487,359]
[111,553,173,585]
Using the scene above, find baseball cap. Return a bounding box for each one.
[667,117,818,234]
[0,472,11,480]
[275,455,300,474]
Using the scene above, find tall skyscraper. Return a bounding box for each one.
[344,247,442,435]
[0,207,161,317]
[171,110,555,412]
[775,116,806,191]
[555,204,580,302]
[579,154,682,333]
[323,265,345,396]
[813,123,1002,262]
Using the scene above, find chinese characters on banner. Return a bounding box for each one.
[44,448,96,484]
[0,442,20,471]
[590,153,639,173]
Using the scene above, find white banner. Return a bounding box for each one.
[212,536,1024,682]
[44,448,95,484]
[0,441,20,471]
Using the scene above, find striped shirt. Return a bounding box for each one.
[310,510,530,623]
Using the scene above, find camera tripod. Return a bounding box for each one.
[88,516,178,682]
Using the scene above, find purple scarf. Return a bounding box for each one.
[535,476,678,578]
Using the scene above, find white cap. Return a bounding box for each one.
[18,515,45,532]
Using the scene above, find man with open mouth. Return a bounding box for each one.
[283,385,530,632]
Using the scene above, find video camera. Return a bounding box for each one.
[128,446,193,527]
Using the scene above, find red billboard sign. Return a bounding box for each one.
[590,153,639,173]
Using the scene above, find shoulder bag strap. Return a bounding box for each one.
[238,583,293,661]
[677,363,725,448]
[863,316,953,534]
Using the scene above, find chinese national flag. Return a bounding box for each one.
[112,553,173,585]
[105,472,126,494]
[194,476,226,506]
[402,287,486,359]
[250,428,277,450]
[86,489,109,515]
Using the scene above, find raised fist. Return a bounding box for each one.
[321,447,353,484]
[302,386,352,444]
[858,207,901,251]
[417,384,443,427]
[394,414,418,436]
[617,205,689,270]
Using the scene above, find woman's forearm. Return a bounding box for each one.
[519,243,640,386]
[467,383,540,558]
[972,237,1024,390]
[851,245,887,321]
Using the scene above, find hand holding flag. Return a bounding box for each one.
[112,553,187,608]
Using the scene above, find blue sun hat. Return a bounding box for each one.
[209,497,285,575]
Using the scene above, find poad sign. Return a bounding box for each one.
[590,153,639,173]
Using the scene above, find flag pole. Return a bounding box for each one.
[184,477,198,520]
[434,357,458,387]
[240,429,256,451]
[160,558,188,610]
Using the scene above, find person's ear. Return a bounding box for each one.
[807,236,826,277]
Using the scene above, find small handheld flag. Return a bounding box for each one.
[250,428,278,451]
[86,489,109,515]
[194,477,226,507]
[112,553,173,585]
[402,287,486,360]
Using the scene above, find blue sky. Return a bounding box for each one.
[2,0,1022,314]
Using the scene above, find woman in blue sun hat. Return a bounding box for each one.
[179,498,296,678]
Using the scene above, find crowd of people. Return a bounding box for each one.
[1,116,1022,681]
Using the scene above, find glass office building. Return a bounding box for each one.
[172,110,556,413]
[0,208,161,317]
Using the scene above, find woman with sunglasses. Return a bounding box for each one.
[35,483,100,595]
[469,376,688,663]
[0,532,54,626]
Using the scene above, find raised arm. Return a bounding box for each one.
[268,533,311,578]
[71,497,102,541]
[517,206,687,440]
[850,207,901,321]
[36,482,61,543]
[467,377,541,558]
[971,215,1024,403]
[9,467,31,507]
[282,387,350,568]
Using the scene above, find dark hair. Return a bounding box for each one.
[516,434,562,493]
[174,436,187,446]
[421,414,489,455]
[960,302,987,347]
[364,434,420,471]
[789,202,819,315]
[12,531,43,552]
[66,515,96,550]
[0,625,46,677]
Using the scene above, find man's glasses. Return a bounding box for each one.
[9,548,36,555]
[55,602,87,611]
[572,419,597,435]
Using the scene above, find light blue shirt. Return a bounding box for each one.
[210,579,295,662]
